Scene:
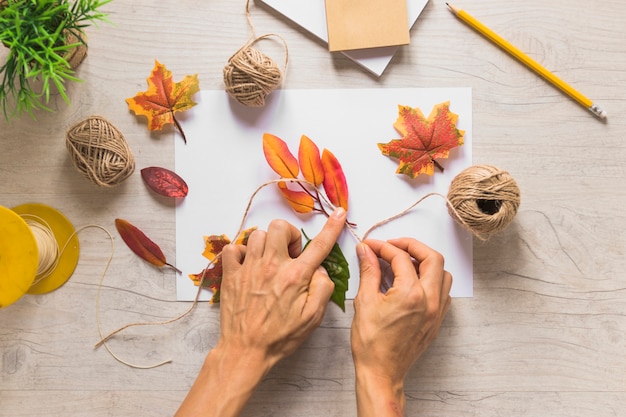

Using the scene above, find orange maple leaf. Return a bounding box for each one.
[126,60,199,143]
[378,101,465,178]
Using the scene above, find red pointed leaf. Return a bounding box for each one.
[298,134,324,186]
[278,182,315,213]
[141,166,188,198]
[321,149,349,211]
[263,133,299,178]
[115,218,175,270]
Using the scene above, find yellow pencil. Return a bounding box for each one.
[446,3,607,120]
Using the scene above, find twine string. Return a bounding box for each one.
[361,192,472,241]
[16,212,176,369]
[241,0,288,70]
[93,165,519,368]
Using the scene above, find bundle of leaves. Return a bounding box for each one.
[0,0,111,119]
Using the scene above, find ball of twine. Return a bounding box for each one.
[66,116,135,188]
[447,165,521,240]
[223,35,286,107]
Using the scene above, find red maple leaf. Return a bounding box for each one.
[378,101,465,178]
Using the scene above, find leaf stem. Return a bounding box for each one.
[165,262,182,274]
[171,112,187,143]
[433,158,444,172]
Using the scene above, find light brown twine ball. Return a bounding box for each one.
[223,35,286,107]
[447,165,521,240]
[66,116,135,188]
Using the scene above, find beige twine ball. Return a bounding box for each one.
[66,116,135,188]
[223,42,284,107]
[447,165,521,240]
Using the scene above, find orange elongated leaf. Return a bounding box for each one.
[298,134,324,186]
[278,182,316,213]
[263,133,299,178]
[321,149,349,211]
[115,218,180,272]
[141,167,188,198]
[378,101,465,178]
[126,60,199,143]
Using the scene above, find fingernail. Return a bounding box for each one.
[356,243,367,259]
[333,207,346,219]
[316,265,329,276]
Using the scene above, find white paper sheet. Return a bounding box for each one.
[257,0,430,76]
[175,88,473,301]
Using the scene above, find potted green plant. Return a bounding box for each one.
[0,0,111,120]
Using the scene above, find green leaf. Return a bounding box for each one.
[303,229,350,311]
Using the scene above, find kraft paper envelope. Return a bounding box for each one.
[325,0,410,51]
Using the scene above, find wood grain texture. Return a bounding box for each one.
[1,0,625,416]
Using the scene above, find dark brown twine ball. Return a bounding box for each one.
[223,34,288,107]
[447,165,521,240]
[66,116,135,188]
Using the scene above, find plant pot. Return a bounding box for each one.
[1,0,108,118]
[63,30,88,70]
[1,1,86,69]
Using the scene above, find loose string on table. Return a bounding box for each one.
[16,212,176,369]
[94,165,520,368]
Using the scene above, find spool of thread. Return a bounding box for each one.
[66,116,135,188]
[21,214,60,286]
[0,203,80,308]
[447,165,521,240]
[223,35,286,107]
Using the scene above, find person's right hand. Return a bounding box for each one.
[351,238,452,417]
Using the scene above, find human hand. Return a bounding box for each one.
[175,209,347,417]
[351,238,452,417]
[217,207,347,367]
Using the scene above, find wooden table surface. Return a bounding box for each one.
[1,1,625,416]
